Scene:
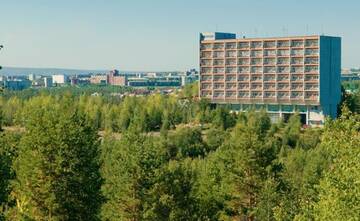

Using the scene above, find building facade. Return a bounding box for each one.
[52,74,68,85]
[199,32,341,126]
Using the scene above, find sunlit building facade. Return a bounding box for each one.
[199,32,341,126]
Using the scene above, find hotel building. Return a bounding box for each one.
[199,32,341,125]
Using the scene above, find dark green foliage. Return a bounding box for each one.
[0,131,20,220]
[166,126,208,159]
[10,96,103,220]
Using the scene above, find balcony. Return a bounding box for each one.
[277,49,290,56]
[200,59,212,66]
[213,67,224,73]
[213,43,225,50]
[277,76,289,82]
[291,83,303,90]
[251,58,262,65]
[305,48,319,56]
[305,92,318,100]
[214,83,224,90]
[238,58,250,65]
[201,83,212,90]
[264,92,276,98]
[263,58,276,65]
[251,50,263,57]
[251,41,262,49]
[264,41,276,48]
[225,51,237,58]
[213,76,225,82]
[304,76,319,82]
[225,67,237,74]
[201,43,212,50]
[238,67,250,73]
[238,76,250,82]
[305,66,319,73]
[291,49,304,56]
[238,50,250,57]
[201,76,212,82]
[291,57,304,65]
[213,51,225,58]
[278,92,290,99]
[291,92,304,99]
[201,91,212,97]
[264,83,276,90]
[251,66,263,73]
[226,91,236,98]
[305,39,319,47]
[238,42,250,49]
[226,83,236,89]
[277,40,290,48]
[226,76,237,81]
[291,76,304,82]
[238,92,250,98]
[251,92,263,99]
[213,92,225,99]
[264,66,276,73]
[277,58,290,65]
[226,59,237,66]
[251,83,262,90]
[251,76,262,82]
[264,76,276,82]
[226,42,237,49]
[291,66,304,73]
[201,67,212,73]
[278,83,290,90]
[291,40,304,48]
[264,49,276,57]
[305,57,319,65]
[213,59,225,66]
[201,51,212,58]
[238,83,250,90]
[277,67,290,73]
[305,83,319,90]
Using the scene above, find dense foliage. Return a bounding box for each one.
[0,84,359,220]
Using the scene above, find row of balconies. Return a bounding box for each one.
[201,49,319,58]
[201,39,319,50]
[203,66,319,74]
[201,75,319,83]
[205,91,319,100]
[201,57,318,66]
[202,82,319,90]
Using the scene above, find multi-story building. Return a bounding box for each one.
[52,74,68,85]
[199,32,341,126]
[107,69,127,86]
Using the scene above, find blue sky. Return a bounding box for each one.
[0,0,359,71]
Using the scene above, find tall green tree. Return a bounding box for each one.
[10,96,103,221]
[313,109,360,220]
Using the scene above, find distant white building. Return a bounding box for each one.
[44,77,53,88]
[28,74,36,81]
[52,74,67,85]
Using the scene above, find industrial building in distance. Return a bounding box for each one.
[199,32,341,126]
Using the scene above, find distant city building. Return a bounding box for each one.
[44,77,53,88]
[52,74,67,85]
[199,32,341,126]
[90,74,108,84]
[28,74,36,81]
[107,69,127,86]
[3,79,32,90]
[181,69,199,86]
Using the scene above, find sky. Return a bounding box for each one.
[0,0,359,71]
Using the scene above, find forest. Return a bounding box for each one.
[0,83,359,221]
